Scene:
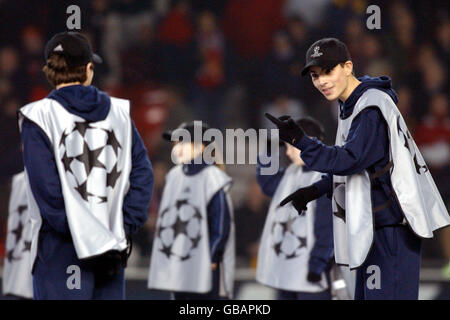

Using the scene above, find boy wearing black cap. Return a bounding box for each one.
[18,32,154,299]
[148,121,235,300]
[256,117,334,300]
[266,38,449,300]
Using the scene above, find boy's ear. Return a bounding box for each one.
[343,61,354,76]
[86,62,93,74]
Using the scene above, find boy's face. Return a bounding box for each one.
[285,143,305,166]
[171,141,204,164]
[309,63,351,101]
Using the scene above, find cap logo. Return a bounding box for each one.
[311,45,323,58]
[53,44,64,52]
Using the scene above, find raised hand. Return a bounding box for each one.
[265,113,305,146]
[279,185,320,215]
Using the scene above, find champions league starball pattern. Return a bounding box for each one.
[333,182,346,222]
[59,120,122,203]
[396,115,428,175]
[156,198,203,261]
[270,210,307,260]
[5,204,32,263]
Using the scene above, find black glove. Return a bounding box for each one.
[265,113,305,146]
[279,185,320,215]
[307,271,322,283]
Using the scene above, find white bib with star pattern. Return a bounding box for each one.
[333,89,450,269]
[19,96,132,261]
[256,164,330,293]
[2,171,34,299]
[148,165,234,297]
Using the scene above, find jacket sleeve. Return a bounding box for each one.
[207,189,231,263]
[296,108,388,176]
[122,121,154,236]
[21,118,70,235]
[308,194,334,275]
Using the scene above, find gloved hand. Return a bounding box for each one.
[90,249,128,287]
[265,113,305,146]
[307,271,322,283]
[280,185,320,215]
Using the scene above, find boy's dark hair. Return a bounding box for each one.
[42,54,88,87]
[296,117,325,141]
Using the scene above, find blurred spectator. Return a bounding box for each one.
[262,31,303,101]
[343,18,366,72]
[103,0,153,84]
[0,78,13,105]
[190,11,228,129]
[131,84,194,161]
[193,11,226,90]
[157,0,194,85]
[234,179,269,267]
[222,0,286,129]
[121,20,160,84]
[130,86,170,158]
[433,16,449,62]
[0,47,22,95]
[284,0,332,29]
[86,0,110,45]
[413,45,447,119]
[19,26,50,100]
[223,0,285,59]
[361,34,393,78]
[286,16,321,102]
[286,16,309,61]
[20,26,44,79]
[85,0,111,83]
[159,85,194,162]
[415,92,449,171]
[158,0,193,48]
[323,0,366,39]
[421,58,446,96]
[189,0,229,18]
[385,1,417,82]
[396,85,416,134]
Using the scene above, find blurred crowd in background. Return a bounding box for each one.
[0,0,448,269]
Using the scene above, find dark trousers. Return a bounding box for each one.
[354,225,422,300]
[33,266,125,300]
[33,231,125,300]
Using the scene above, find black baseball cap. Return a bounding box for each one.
[162,121,211,143]
[301,38,351,76]
[44,31,102,68]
